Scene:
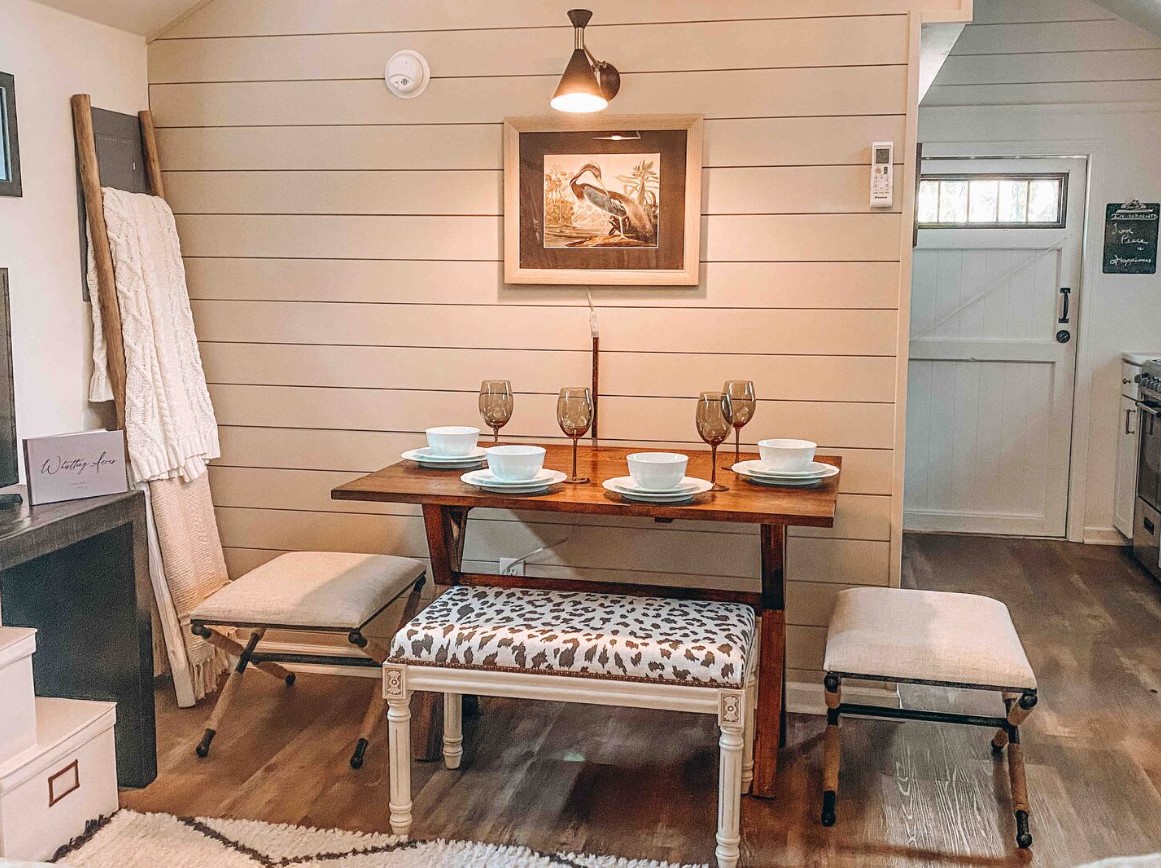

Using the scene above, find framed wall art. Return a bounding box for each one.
[0,72,21,198]
[503,114,702,286]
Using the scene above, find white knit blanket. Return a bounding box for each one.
[88,187,219,484]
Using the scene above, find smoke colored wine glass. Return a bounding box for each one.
[556,387,594,484]
[479,380,513,444]
[722,380,756,467]
[696,390,733,492]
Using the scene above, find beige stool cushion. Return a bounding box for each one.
[191,552,425,630]
[824,587,1036,690]
[389,585,756,688]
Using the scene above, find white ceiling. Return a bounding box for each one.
[31,0,208,37]
[1092,0,1161,36]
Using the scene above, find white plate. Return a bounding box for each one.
[403,447,487,465]
[732,460,838,480]
[602,477,713,502]
[461,468,566,491]
[742,475,827,488]
[604,476,703,496]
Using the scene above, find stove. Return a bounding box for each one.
[1132,361,1161,579]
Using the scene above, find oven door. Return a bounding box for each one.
[1136,400,1161,510]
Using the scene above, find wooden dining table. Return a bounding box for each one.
[332,443,840,799]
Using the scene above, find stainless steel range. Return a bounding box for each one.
[1133,360,1161,579]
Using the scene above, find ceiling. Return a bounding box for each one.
[29,0,1161,42]
[30,0,208,37]
[1092,0,1161,36]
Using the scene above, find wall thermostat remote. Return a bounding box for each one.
[870,141,894,208]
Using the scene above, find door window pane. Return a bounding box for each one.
[917,180,939,223]
[997,180,1028,223]
[968,179,999,223]
[1027,178,1061,223]
[938,180,968,223]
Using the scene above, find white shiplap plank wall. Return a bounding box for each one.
[148,0,945,681]
[925,0,1161,107]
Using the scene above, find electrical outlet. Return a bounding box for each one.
[499,558,524,576]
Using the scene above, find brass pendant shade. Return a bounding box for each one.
[550,9,620,113]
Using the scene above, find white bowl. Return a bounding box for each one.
[426,426,481,457]
[485,445,546,482]
[757,438,817,472]
[627,452,689,491]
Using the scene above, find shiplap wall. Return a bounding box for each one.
[148,0,959,685]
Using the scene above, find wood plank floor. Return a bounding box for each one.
[122,534,1161,866]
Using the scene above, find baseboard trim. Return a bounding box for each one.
[1083,526,1128,546]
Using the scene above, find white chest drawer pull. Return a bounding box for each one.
[48,759,80,807]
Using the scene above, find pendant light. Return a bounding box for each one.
[550,9,620,113]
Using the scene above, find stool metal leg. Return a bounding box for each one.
[443,692,463,770]
[716,691,745,868]
[349,575,427,769]
[385,666,413,837]
[821,673,841,826]
[350,686,383,769]
[196,628,264,758]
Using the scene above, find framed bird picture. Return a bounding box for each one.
[503,115,702,285]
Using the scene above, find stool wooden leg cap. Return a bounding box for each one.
[195,728,216,758]
[350,738,369,769]
[821,791,837,826]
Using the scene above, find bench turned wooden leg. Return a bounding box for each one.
[821,673,841,826]
[443,692,463,770]
[716,691,745,868]
[741,666,757,793]
[385,666,413,837]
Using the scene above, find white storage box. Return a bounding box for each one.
[0,698,118,863]
[0,628,37,767]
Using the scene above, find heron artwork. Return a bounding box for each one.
[543,153,660,249]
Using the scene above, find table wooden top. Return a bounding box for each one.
[332,444,839,527]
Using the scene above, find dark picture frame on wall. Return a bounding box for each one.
[503,114,702,286]
[0,71,23,198]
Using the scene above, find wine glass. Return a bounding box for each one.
[696,391,733,492]
[479,380,513,444]
[557,387,594,484]
[723,380,756,467]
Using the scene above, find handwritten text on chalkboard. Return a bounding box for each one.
[1103,201,1158,275]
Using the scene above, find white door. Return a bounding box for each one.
[905,157,1086,537]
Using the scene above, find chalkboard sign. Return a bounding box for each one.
[1103,201,1158,274]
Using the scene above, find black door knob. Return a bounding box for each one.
[1056,330,1071,343]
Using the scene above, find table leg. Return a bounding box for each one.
[752,524,787,799]
[415,505,470,760]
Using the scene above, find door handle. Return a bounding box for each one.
[1128,407,1137,435]
[1058,287,1071,324]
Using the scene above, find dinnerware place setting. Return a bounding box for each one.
[404,376,835,500]
[732,438,839,488]
[602,452,713,505]
[461,445,567,495]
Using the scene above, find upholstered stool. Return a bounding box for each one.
[190,551,426,768]
[384,585,758,868]
[821,587,1038,850]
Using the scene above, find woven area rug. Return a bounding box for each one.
[51,811,703,868]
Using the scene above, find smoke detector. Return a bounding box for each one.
[384,50,430,99]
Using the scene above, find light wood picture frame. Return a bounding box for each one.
[503,114,703,286]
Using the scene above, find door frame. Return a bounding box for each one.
[914,140,1100,543]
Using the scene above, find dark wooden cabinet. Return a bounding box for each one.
[0,487,156,787]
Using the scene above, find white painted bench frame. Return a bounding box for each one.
[384,637,758,868]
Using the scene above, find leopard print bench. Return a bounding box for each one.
[383,585,759,868]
